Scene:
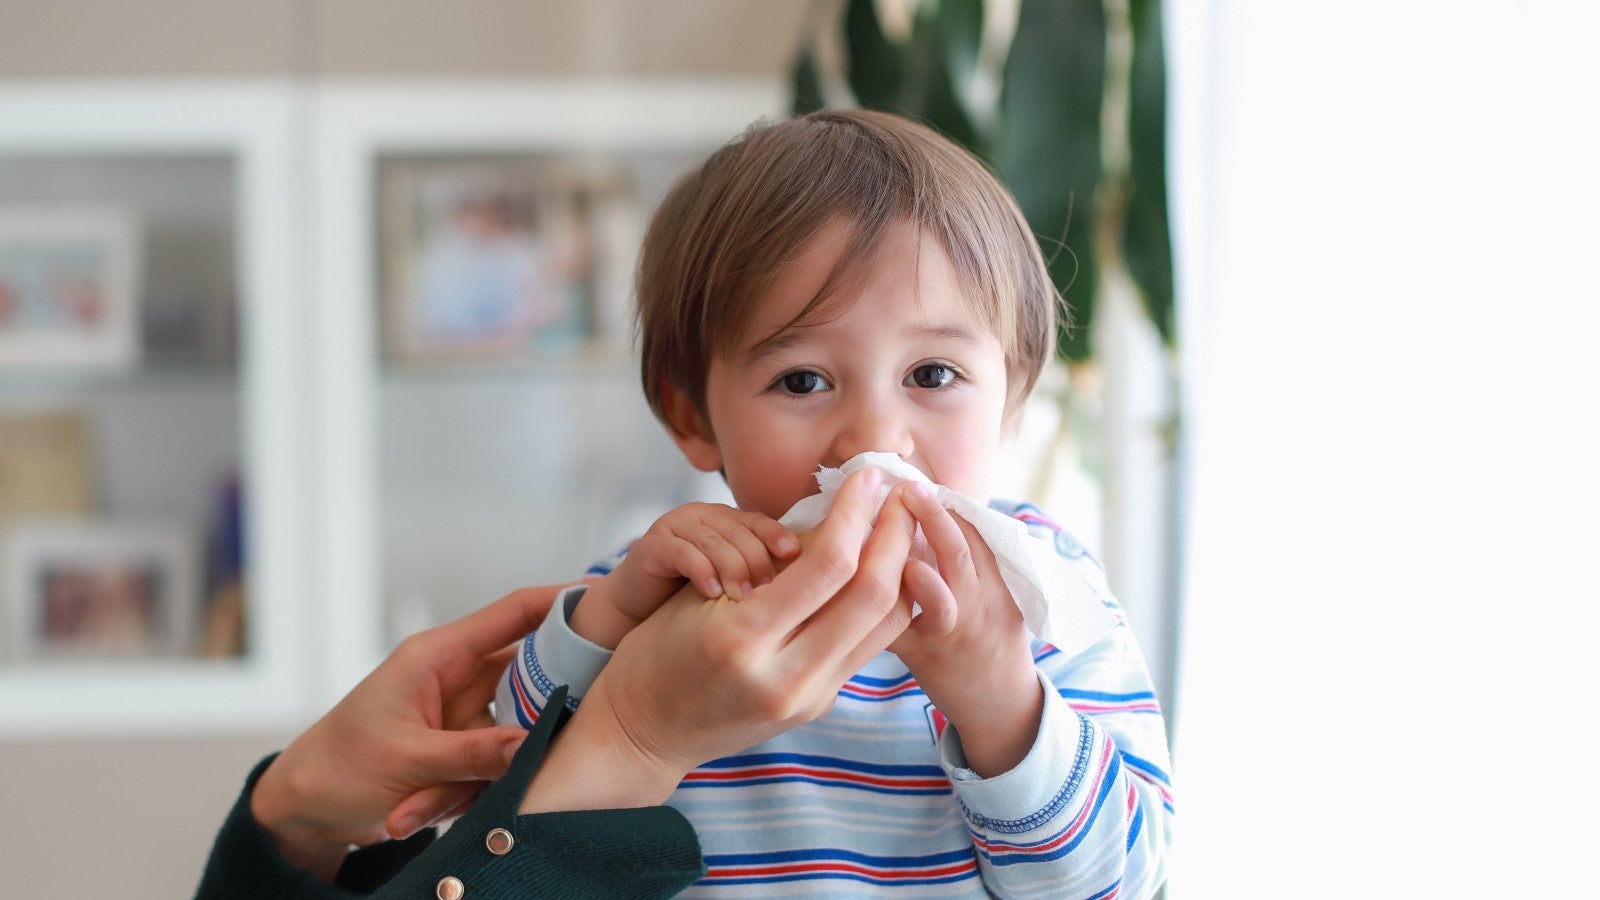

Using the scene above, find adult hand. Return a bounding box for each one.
[521,467,942,812]
[250,584,560,881]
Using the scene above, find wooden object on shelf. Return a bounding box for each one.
[0,409,96,535]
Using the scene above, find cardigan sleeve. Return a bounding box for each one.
[195,686,705,899]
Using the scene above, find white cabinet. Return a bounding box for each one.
[0,78,781,733]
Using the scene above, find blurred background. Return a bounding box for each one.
[1,1,1596,897]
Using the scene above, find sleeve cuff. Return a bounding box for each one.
[940,669,1087,825]
[530,584,615,701]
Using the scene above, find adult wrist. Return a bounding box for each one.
[518,692,687,813]
[248,754,350,881]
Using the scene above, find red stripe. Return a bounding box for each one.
[682,765,948,790]
[510,668,540,724]
[1067,701,1163,715]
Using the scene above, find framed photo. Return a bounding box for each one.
[4,521,196,661]
[0,206,141,371]
[376,154,641,366]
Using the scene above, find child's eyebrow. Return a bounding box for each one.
[743,321,988,367]
[913,322,989,346]
[742,329,814,367]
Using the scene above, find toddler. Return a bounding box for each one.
[496,109,1173,899]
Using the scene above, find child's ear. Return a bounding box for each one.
[660,382,724,473]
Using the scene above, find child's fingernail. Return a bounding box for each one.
[740,581,754,598]
[706,579,723,598]
[776,536,798,555]
[504,739,522,769]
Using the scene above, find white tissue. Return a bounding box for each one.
[778,451,1119,660]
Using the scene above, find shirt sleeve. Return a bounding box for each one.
[941,505,1176,900]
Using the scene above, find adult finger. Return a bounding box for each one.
[403,724,527,787]
[788,485,918,675]
[753,467,883,633]
[387,780,485,840]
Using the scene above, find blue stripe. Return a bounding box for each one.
[708,846,975,866]
[698,752,944,779]
[1126,797,1145,851]
[1059,688,1157,703]
[1119,751,1171,786]
[1087,879,1122,900]
[846,671,917,688]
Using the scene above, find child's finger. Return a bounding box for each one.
[901,482,975,587]
[667,538,729,599]
[740,512,800,561]
[692,525,770,597]
[710,522,782,593]
[901,558,958,638]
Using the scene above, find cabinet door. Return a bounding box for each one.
[0,84,311,736]
[311,82,777,702]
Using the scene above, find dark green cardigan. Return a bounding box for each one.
[195,686,705,898]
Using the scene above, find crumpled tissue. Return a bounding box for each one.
[778,451,1120,660]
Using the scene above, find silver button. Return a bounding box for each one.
[435,875,465,900]
[485,827,515,856]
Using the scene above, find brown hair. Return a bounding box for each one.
[636,108,1062,429]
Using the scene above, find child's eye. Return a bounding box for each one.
[907,363,958,389]
[775,370,830,395]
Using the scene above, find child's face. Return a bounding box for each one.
[667,218,1012,520]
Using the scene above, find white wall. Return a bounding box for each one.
[1168,2,1600,896]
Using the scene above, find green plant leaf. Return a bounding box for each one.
[845,0,905,110]
[939,0,985,101]
[903,4,982,155]
[791,43,828,115]
[1125,0,1175,346]
[998,0,1106,362]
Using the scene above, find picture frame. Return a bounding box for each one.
[4,521,196,661]
[376,153,643,366]
[0,206,141,371]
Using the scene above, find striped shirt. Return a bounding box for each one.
[495,499,1174,899]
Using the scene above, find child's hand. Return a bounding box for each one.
[571,503,798,649]
[886,482,1044,778]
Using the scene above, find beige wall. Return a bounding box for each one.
[0,2,807,896]
[0,0,809,77]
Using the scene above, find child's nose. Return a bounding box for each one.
[828,398,913,465]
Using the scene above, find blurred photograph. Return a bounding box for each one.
[5,523,195,660]
[0,206,139,371]
[377,155,637,365]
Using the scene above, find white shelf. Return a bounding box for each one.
[0,81,311,737]
[0,76,784,736]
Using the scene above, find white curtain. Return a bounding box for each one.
[1167,3,1600,896]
